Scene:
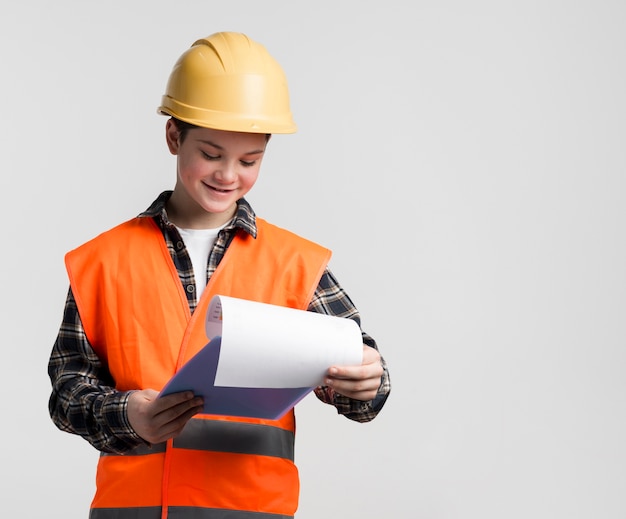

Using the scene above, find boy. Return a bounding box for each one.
[48,31,391,519]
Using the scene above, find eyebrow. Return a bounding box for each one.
[197,139,265,156]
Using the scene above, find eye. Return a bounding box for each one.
[201,151,220,161]
[240,160,257,167]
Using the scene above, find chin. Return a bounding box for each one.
[202,200,237,216]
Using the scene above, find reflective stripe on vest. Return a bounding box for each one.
[66,216,331,519]
[101,418,295,460]
[90,507,293,518]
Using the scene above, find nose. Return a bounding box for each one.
[215,161,238,184]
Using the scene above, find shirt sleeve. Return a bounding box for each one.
[308,268,391,422]
[47,288,146,454]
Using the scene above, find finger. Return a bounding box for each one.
[156,395,204,425]
[151,391,198,412]
[327,363,383,381]
[151,404,204,443]
[329,375,381,392]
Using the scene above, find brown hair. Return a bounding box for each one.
[170,118,197,143]
[170,117,271,143]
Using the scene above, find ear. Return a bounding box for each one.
[165,119,180,155]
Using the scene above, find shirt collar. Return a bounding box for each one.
[138,190,258,238]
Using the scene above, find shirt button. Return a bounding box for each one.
[186,285,195,293]
[176,241,184,250]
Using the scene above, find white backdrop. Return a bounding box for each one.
[2,1,626,517]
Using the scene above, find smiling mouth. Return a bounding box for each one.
[207,185,232,193]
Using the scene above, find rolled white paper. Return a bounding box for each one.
[206,295,363,388]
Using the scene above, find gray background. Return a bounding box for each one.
[2,1,625,517]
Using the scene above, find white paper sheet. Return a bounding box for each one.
[205,295,363,388]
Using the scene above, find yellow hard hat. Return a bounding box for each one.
[158,32,296,134]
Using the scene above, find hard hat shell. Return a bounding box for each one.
[158,32,296,134]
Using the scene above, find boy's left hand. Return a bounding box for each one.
[325,344,383,401]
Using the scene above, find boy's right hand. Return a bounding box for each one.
[127,389,204,444]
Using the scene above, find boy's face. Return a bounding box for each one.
[166,120,267,228]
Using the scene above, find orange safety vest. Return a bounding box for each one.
[65,216,332,519]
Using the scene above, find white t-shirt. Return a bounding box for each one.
[175,222,228,298]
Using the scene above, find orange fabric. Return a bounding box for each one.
[92,454,165,508]
[65,216,331,517]
[168,448,299,513]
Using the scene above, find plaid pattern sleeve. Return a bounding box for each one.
[309,269,391,422]
[48,288,146,454]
